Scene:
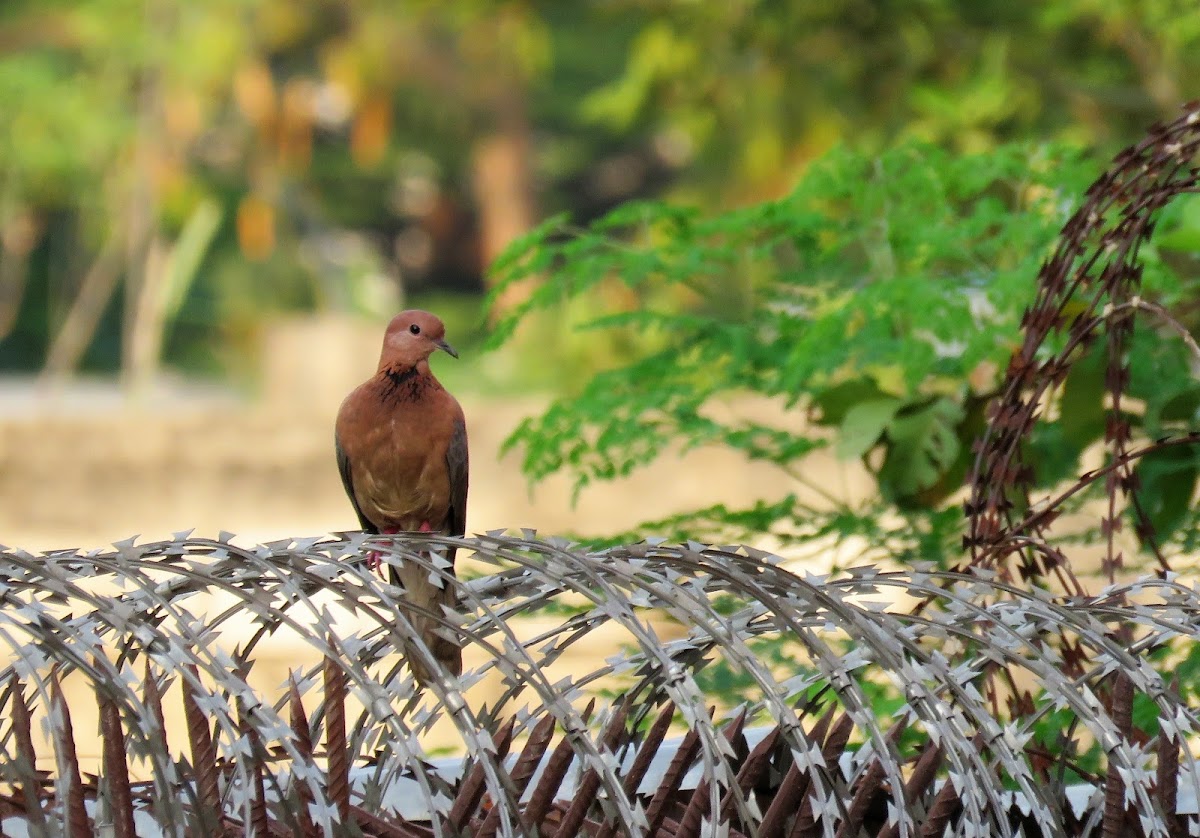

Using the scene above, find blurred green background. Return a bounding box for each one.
[1,0,1197,394]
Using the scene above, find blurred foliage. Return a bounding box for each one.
[0,0,1197,382]
[487,140,1200,563]
[587,0,1200,194]
[0,0,645,379]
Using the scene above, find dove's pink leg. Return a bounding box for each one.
[367,524,434,575]
[367,527,401,576]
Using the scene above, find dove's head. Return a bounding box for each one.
[378,309,458,371]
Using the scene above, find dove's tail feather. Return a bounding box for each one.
[391,550,462,686]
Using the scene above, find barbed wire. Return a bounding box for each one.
[0,532,1195,835]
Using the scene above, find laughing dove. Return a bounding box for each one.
[335,310,469,684]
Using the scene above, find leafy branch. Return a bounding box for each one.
[488,141,1190,561]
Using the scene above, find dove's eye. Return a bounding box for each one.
[409,324,421,335]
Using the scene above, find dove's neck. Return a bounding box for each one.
[375,359,442,403]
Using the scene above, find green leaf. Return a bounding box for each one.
[878,398,965,505]
[1156,194,1200,252]
[812,379,890,426]
[1175,642,1200,701]
[1024,422,1085,489]
[1132,444,1200,547]
[1131,692,1161,737]
[1159,386,1200,424]
[1058,345,1106,449]
[837,397,902,461]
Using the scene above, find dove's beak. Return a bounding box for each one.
[436,339,459,359]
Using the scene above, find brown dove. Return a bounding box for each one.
[335,310,468,684]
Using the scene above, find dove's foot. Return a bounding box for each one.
[367,527,402,577]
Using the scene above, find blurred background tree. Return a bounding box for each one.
[0,0,1197,392]
[587,0,1200,196]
